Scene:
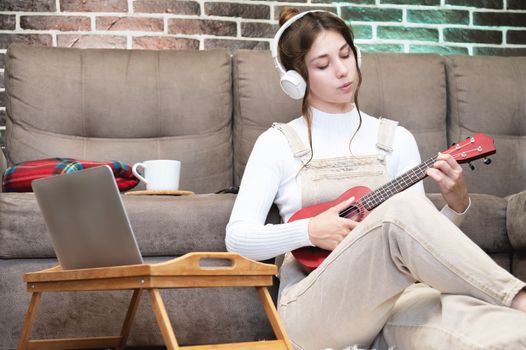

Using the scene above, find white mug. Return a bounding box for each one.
[132,160,181,191]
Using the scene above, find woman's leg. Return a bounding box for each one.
[278,191,525,350]
[380,283,526,349]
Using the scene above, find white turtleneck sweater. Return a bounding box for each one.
[226,107,468,261]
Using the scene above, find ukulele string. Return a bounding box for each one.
[337,139,480,220]
[339,202,363,219]
[338,156,437,219]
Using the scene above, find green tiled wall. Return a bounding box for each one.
[337,0,526,56]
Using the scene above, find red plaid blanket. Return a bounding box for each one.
[2,158,139,192]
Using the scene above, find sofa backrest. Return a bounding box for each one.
[232,50,302,188]
[4,44,233,194]
[446,55,526,197]
[4,45,524,197]
[233,50,447,193]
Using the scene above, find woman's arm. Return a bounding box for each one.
[393,127,470,226]
[426,153,470,213]
[226,129,312,261]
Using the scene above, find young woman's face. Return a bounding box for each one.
[305,30,358,113]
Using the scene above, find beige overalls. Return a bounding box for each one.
[272,120,526,350]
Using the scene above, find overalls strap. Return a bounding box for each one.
[272,117,399,161]
[272,122,311,159]
[376,117,399,161]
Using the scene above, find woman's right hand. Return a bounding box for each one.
[307,197,359,251]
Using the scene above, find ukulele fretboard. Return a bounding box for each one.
[360,155,438,210]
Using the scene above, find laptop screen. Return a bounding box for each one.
[32,165,143,269]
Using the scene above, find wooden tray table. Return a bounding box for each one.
[17,252,292,350]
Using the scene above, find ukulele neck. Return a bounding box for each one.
[360,155,438,211]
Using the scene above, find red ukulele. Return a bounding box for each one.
[288,133,496,271]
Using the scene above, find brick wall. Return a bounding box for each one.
[0,0,525,133]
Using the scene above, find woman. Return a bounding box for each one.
[226,8,526,350]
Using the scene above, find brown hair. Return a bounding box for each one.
[278,8,363,165]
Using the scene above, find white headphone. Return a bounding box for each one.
[271,10,362,100]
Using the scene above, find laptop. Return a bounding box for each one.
[32,165,144,270]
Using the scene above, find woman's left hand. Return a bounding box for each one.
[426,153,469,213]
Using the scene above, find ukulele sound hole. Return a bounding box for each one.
[340,203,365,222]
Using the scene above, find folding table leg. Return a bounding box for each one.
[17,292,42,350]
[148,288,179,350]
[256,287,293,350]
[117,288,143,350]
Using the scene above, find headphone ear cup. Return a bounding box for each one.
[280,70,307,100]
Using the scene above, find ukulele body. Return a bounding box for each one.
[288,185,373,270]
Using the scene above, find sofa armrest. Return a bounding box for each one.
[507,191,526,250]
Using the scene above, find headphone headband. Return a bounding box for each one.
[271,10,327,75]
[271,10,361,100]
[270,10,332,73]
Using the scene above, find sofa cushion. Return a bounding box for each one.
[358,53,447,172]
[513,253,526,283]
[2,192,508,257]
[446,55,526,197]
[0,151,6,182]
[0,192,237,258]
[427,193,512,254]
[232,51,447,193]
[506,190,526,251]
[4,45,233,194]
[232,50,302,187]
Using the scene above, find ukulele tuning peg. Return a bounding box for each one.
[483,157,492,165]
[467,162,475,171]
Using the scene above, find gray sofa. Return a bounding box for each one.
[0,44,525,349]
